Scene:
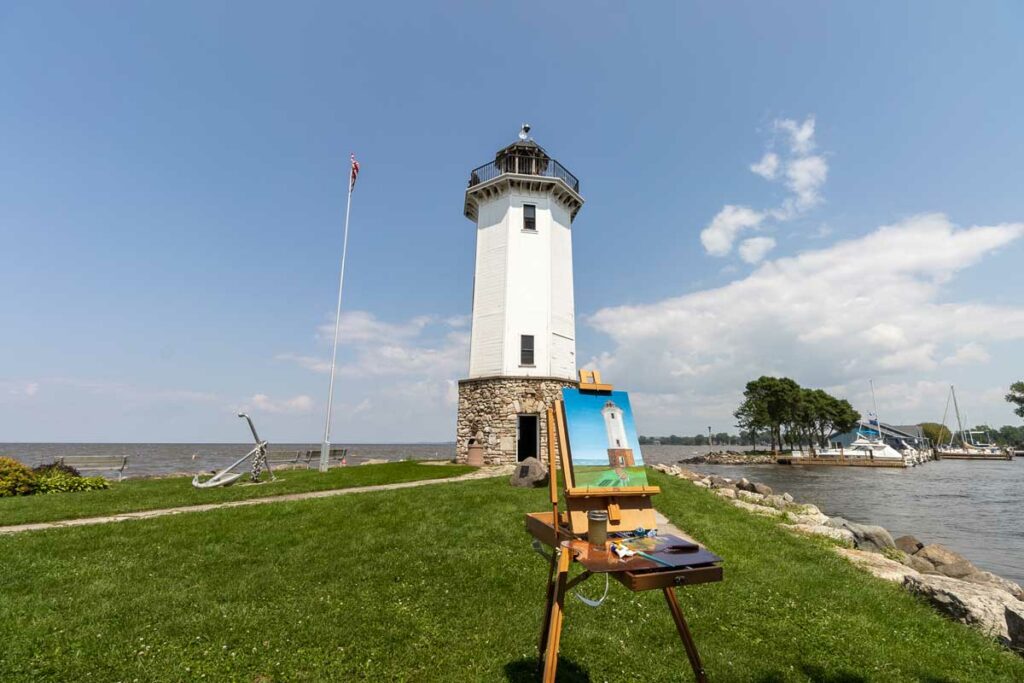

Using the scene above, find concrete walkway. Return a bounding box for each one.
[0,465,515,536]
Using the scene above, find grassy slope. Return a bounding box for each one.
[0,462,474,526]
[0,470,1020,682]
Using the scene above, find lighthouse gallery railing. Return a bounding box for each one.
[468,155,580,193]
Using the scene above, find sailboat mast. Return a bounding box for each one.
[938,387,952,448]
[951,385,965,446]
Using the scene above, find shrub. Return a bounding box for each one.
[0,457,38,497]
[35,470,109,494]
[33,460,82,478]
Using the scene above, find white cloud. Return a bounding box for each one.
[776,116,817,154]
[701,115,829,257]
[699,205,765,256]
[749,152,779,180]
[942,342,991,366]
[590,213,1024,431]
[738,237,776,264]
[784,155,828,211]
[276,310,471,440]
[245,393,315,414]
[315,310,433,344]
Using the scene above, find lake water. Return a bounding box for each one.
[644,445,1024,584]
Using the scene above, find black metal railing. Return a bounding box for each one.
[468,155,579,193]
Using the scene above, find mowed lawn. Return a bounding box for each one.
[1,471,1022,682]
[0,461,475,527]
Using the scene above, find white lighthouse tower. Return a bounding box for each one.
[457,126,585,464]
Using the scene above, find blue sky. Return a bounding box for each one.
[2,2,1022,442]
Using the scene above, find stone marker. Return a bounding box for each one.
[509,457,548,488]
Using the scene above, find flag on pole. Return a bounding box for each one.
[350,153,360,191]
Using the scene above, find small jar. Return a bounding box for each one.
[587,509,609,549]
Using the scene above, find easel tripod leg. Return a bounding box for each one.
[537,549,558,664]
[663,587,707,683]
[542,548,571,683]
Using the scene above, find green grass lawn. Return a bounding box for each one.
[1,469,1021,681]
[0,461,475,526]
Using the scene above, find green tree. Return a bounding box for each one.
[1007,381,1024,419]
[735,376,802,453]
[920,422,952,447]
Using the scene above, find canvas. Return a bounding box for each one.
[561,388,648,488]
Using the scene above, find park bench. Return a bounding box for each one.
[44,455,129,481]
[301,448,348,469]
[265,451,303,469]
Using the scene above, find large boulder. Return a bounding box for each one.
[752,482,773,496]
[737,490,765,504]
[509,457,548,488]
[707,475,733,490]
[736,477,756,492]
[787,510,831,527]
[790,524,856,545]
[936,559,978,580]
[836,547,920,583]
[894,534,924,555]
[826,517,895,553]
[732,499,784,517]
[675,467,702,481]
[903,553,937,575]
[904,573,1024,650]
[917,544,969,569]
[961,571,1024,602]
[715,487,737,500]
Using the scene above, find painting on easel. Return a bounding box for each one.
[561,388,649,488]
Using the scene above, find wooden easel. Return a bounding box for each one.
[527,370,722,683]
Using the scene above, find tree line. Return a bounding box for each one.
[733,376,860,452]
[639,433,747,446]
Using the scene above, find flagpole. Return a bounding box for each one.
[320,163,355,473]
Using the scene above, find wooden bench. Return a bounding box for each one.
[301,448,348,469]
[45,455,129,482]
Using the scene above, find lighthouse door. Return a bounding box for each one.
[517,415,538,462]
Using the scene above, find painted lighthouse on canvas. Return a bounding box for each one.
[456,126,585,465]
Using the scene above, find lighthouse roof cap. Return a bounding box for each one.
[603,400,619,410]
[495,138,550,161]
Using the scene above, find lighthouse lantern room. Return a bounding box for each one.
[457,126,585,465]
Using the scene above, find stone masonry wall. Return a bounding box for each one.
[456,376,578,465]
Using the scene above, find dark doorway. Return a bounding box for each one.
[517,415,538,461]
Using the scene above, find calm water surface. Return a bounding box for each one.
[645,445,1023,584]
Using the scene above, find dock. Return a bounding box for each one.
[934,451,1013,461]
[776,457,908,468]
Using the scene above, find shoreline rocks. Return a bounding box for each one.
[651,462,1024,653]
[677,451,775,465]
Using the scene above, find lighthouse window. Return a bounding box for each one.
[523,204,536,231]
[520,335,535,366]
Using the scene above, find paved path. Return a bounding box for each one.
[0,465,515,536]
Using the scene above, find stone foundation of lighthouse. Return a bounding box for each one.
[456,376,577,465]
